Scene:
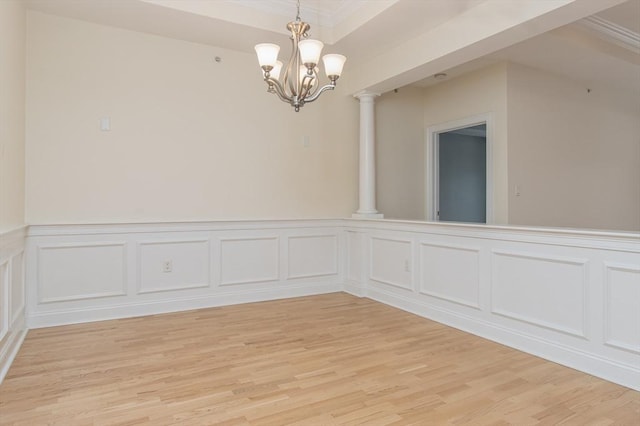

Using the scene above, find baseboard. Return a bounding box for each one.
[367,287,640,392]
[0,314,27,384]
[28,283,342,329]
[343,281,367,297]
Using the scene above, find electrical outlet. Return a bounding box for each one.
[162,260,172,273]
[404,260,411,272]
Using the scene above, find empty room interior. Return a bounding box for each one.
[1,0,639,424]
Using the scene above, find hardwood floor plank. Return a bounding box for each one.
[1,293,638,425]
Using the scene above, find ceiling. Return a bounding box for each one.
[412,0,640,93]
[24,0,640,94]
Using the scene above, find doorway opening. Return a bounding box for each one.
[425,114,493,224]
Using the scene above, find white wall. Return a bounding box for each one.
[507,63,640,231]
[376,88,425,220]
[0,0,26,233]
[25,12,359,225]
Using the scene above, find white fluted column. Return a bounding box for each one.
[352,91,383,219]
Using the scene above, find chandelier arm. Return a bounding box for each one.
[286,36,300,96]
[265,77,292,103]
[298,73,315,100]
[304,83,336,104]
[304,67,321,98]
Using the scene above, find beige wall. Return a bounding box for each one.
[0,1,26,232]
[375,60,639,231]
[376,88,425,220]
[507,63,640,231]
[25,12,358,224]
[376,63,508,223]
[423,63,509,224]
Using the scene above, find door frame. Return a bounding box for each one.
[425,113,494,223]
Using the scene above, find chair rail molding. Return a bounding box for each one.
[5,218,639,391]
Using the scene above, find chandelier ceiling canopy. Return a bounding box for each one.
[254,0,346,112]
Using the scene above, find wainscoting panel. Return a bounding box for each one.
[37,242,127,303]
[604,262,640,354]
[138,239,210,294]
[346,231,362,283]
[419,242,480,309]
[287,235,338,280]
[370,236,412,290]
[26,221,344,331]
[219,236,279,286]
[0,261,8,343]
[10,253,24,325]
[491,250,588,338]
[0,226,27,384]
[346,219,640,390]
[13,219,640,391]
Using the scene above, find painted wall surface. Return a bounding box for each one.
[438,132,486,223]
[423,63,508,224]
[376,89,425,220]
[25,12,359,224]
[0,1,26,232]
[507,63,640,231]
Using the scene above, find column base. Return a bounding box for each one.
[352,213,384,219]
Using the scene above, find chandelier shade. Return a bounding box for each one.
[254,0,346,112]
[254,43,280,69]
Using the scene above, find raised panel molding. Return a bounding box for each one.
[419,243,481,309]
[287,235,338,280]
[13,220,640,391]
[370,236,413,290]
[0,261,8,343]
[346,231,363,283]
[491,250,588,338]
[37,242,127,303]
[138,239,210,294]
[604,262,640,354]
[219,236,279,286]
[10,252,25,326]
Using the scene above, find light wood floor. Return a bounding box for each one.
[1,293,638,425]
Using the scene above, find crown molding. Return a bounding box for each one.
[579,15,640,53]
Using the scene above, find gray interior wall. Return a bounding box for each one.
[438,132,486,223]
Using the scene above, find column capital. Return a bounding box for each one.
[353,90,380,101]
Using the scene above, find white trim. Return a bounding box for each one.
[0,322,27,384]
[603,261,640,354]
[218,236,280,286]
[12,219,640,393]
[418,242,482,309]
[0,261,9,343]
[366,285,640,392]
[490,250,590,339]
[28,282,341,329]
[285,234,339,280]
[369,236,413,291]
[136,238,211,294]
[425,113,494,224]
[579,16,640,54]
[36,242,128,303]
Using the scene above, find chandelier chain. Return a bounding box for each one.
[295,0,301,22]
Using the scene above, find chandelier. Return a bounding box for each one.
[254,0,346,112]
